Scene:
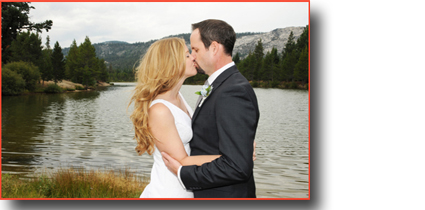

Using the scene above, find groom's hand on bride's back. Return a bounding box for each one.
[162,152,181,175]
[162,140,256,175]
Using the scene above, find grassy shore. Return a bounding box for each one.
[1,167,148,198]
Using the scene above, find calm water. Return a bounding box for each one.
[1,83,309,198]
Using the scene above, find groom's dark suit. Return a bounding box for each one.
[180,65,260,198]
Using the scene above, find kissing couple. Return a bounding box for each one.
[129,19,260,198]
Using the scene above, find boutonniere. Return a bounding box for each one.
[195,84,213,107]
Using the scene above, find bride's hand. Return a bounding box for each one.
[162,152,182,175]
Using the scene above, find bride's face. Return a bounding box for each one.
[184,45,197,78]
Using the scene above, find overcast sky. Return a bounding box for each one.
[28,2,309,48]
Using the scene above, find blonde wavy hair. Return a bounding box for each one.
[129,37,186,155]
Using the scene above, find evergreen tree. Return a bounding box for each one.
[1,2,52,63]
[97,58,109,82]
[40,47,53,84]
[282,31,296,60]
[65,40,79,82]
[233,52,240,65]
[9,32,43,68]
[253,39,264,81]
[260,47,280,83]
[295,26,309,53]
[240,52,255,81]
[51,41,65,84]
[294,46,309,83]
[75,36,98,86]
[45,35,51,50]
[39,35,53,84]
[280,31,297,81]
[281,51,297,82]
[260,51,272,82]
[293,25,309,84]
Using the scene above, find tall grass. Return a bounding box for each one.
[2,167,148,198]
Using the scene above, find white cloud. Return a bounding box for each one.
[29,2,308,48]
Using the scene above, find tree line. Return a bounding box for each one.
[1,2,109,95]
[2,2,309,95]
[186,26,309,89]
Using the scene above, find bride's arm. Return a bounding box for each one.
[149,103,219,166]
[179,155,220,166]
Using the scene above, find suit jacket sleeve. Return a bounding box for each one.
[180,80,259,190]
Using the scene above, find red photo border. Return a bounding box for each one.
[0,0,310,201]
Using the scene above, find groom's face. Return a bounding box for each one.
[190,29,211,76]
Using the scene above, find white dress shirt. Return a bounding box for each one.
[176,61,236,190]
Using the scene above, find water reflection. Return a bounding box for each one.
[2,94,67,175]
[1,84,309,198]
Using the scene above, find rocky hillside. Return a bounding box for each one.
[62,26,306,70]
[233,26,305,58]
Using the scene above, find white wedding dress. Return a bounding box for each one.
[140,93,194,198]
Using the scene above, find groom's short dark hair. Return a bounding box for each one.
[192,19,236,56]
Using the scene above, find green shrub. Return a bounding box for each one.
[44,84,63,93]
[289,81,298,89]
[34,85,46,93]
[3,61,40,91]
[66,88,76,91]
[271,80,280,88]
[1,67,26,95]
[75,85,85,90]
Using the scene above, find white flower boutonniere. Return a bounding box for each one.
[195,84,213,107]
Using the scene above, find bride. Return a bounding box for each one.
[129,38,220,198]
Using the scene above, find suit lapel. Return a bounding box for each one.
[192,66,238,122]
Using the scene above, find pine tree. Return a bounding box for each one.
[40,35,53,84]
[253,39,264,81]
[260,51,272,82]
[1,2,52,63]
[233,52,240,65]
[295,26,309,53]
[260,47,280,83]
[45,35,51,50]
[280,31,297,81]
[78,36,98,86]
[293,25,309,84]
[241,52,255,81]
[281,51,297,82]
[51,41,65,84]
[294,46,309,83]
[9,32,43,68]
[282,31,296,60]
[97,58,109,82]
[65,40,79,82]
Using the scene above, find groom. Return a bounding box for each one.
[162,19,260,198]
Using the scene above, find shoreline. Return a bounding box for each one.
[4,80,112,96]
[1,167,148,198]
[43,80,111,89]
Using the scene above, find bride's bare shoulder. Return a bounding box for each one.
[149,103,174,123]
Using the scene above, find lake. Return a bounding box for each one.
[1,83,309,198]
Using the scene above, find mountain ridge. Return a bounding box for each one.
[62,26,306,70]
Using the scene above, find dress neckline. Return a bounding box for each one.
[152,94,192,120]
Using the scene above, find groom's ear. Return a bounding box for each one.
[210,41,220,56]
